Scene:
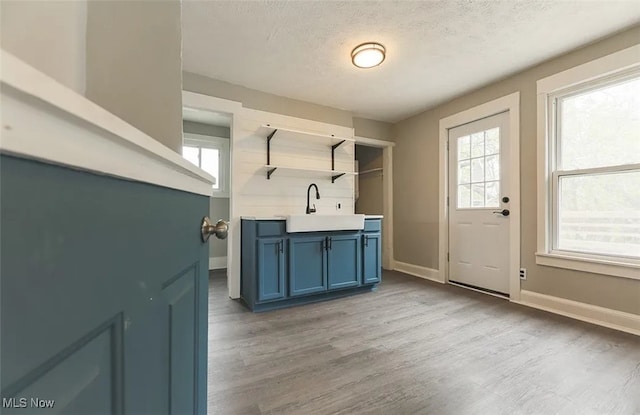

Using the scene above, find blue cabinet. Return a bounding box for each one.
[257,238,286,301]
[241,218,382,311]
[328,234,361,289]
[289,236,327,296]
[363,233,382,284]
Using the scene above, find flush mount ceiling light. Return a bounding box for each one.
[351,42,386,69]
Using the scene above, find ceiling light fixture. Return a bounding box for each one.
[351,42,386,69]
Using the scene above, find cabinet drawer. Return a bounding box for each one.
[363,220,381,232]
[257,221,286,237]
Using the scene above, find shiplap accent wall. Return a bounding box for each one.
[233,111,355,217]
[227,108,355,298]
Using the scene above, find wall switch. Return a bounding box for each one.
[519,268,527,280]
[336,203,341,210]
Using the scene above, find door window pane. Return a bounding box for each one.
[485,155,500,181]
[458,135,471,160]
[458,160,471,184]
[559,77,640,170]
[485,128,500,155]
[471,158,484,182]
[485,181,499,207]
[471,183,485,207]
[471,133,484,158]
[558,170,640,258]
[458,184,471,208]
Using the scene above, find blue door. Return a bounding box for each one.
[363,233,382,284]
[257,238,286,301]
[0,156,209,414]
[327,234,361,289]
[289,236,327,296]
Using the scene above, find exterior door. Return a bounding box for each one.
[448,112,511,295]
[0,156,210,414]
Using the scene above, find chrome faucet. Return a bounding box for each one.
[306,183,320,214]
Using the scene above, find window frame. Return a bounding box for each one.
[536,45,640,280]
[183,133,230,198]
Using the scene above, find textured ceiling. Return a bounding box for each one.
[182,1,640,123]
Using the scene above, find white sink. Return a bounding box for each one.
[286,214,365,233]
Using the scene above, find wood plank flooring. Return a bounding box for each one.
[207,270,640,415]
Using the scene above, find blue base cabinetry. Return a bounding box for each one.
[241,218,382,312]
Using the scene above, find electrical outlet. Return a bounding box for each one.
[336,202,341,210]
[519,268,527,280]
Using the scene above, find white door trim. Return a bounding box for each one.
[355,135,395,270]
[438,92,521,301]
[182,91,243,299]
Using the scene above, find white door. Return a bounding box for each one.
[448,112,510,295]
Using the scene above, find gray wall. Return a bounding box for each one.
[183,121,230,260]
[353,117,394,142]
[355,146,383,215]
[393,25,640,315]
[183,71,394,138]
[85,0,183,153]
[1,0,87,94]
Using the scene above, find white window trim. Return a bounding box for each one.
[183,132,230,198]
[536,44,640,280]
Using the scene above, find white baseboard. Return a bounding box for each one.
[209,256,227,270]
[518,290,640,336]
[393,260,443,283]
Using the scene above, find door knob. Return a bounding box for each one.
[492,209,510,217]
[201,217,229,242]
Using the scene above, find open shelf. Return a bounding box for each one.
[261,124,355,145]
[265,165,357,183]
[262,124,355,182]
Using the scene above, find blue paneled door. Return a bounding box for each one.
[289,236,327,296]
[327,234,361,289]
[363,233,382,284]
[0,156,209,414]
[257,238,286,302]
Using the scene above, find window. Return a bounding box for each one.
[537,45,640,279]
[456,127,500,209]
[182,133,229,196]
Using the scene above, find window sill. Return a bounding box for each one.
[535,252,640,280]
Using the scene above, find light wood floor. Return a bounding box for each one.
[207,270,640,415]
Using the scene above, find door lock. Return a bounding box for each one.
[492,209,510,217]
[502,196,510,203]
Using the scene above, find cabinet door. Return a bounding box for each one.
[327,234,361,289]
[289,236,327,296]
[257,238,286,302]
[363,233,382,284]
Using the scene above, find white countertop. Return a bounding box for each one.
[241,215,383,220]
[0,50,215,196]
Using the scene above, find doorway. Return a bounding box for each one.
[355,145,384,216]
[448,112,510,295]
[181,106,232,271]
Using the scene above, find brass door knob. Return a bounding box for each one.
[201,217,228,242]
